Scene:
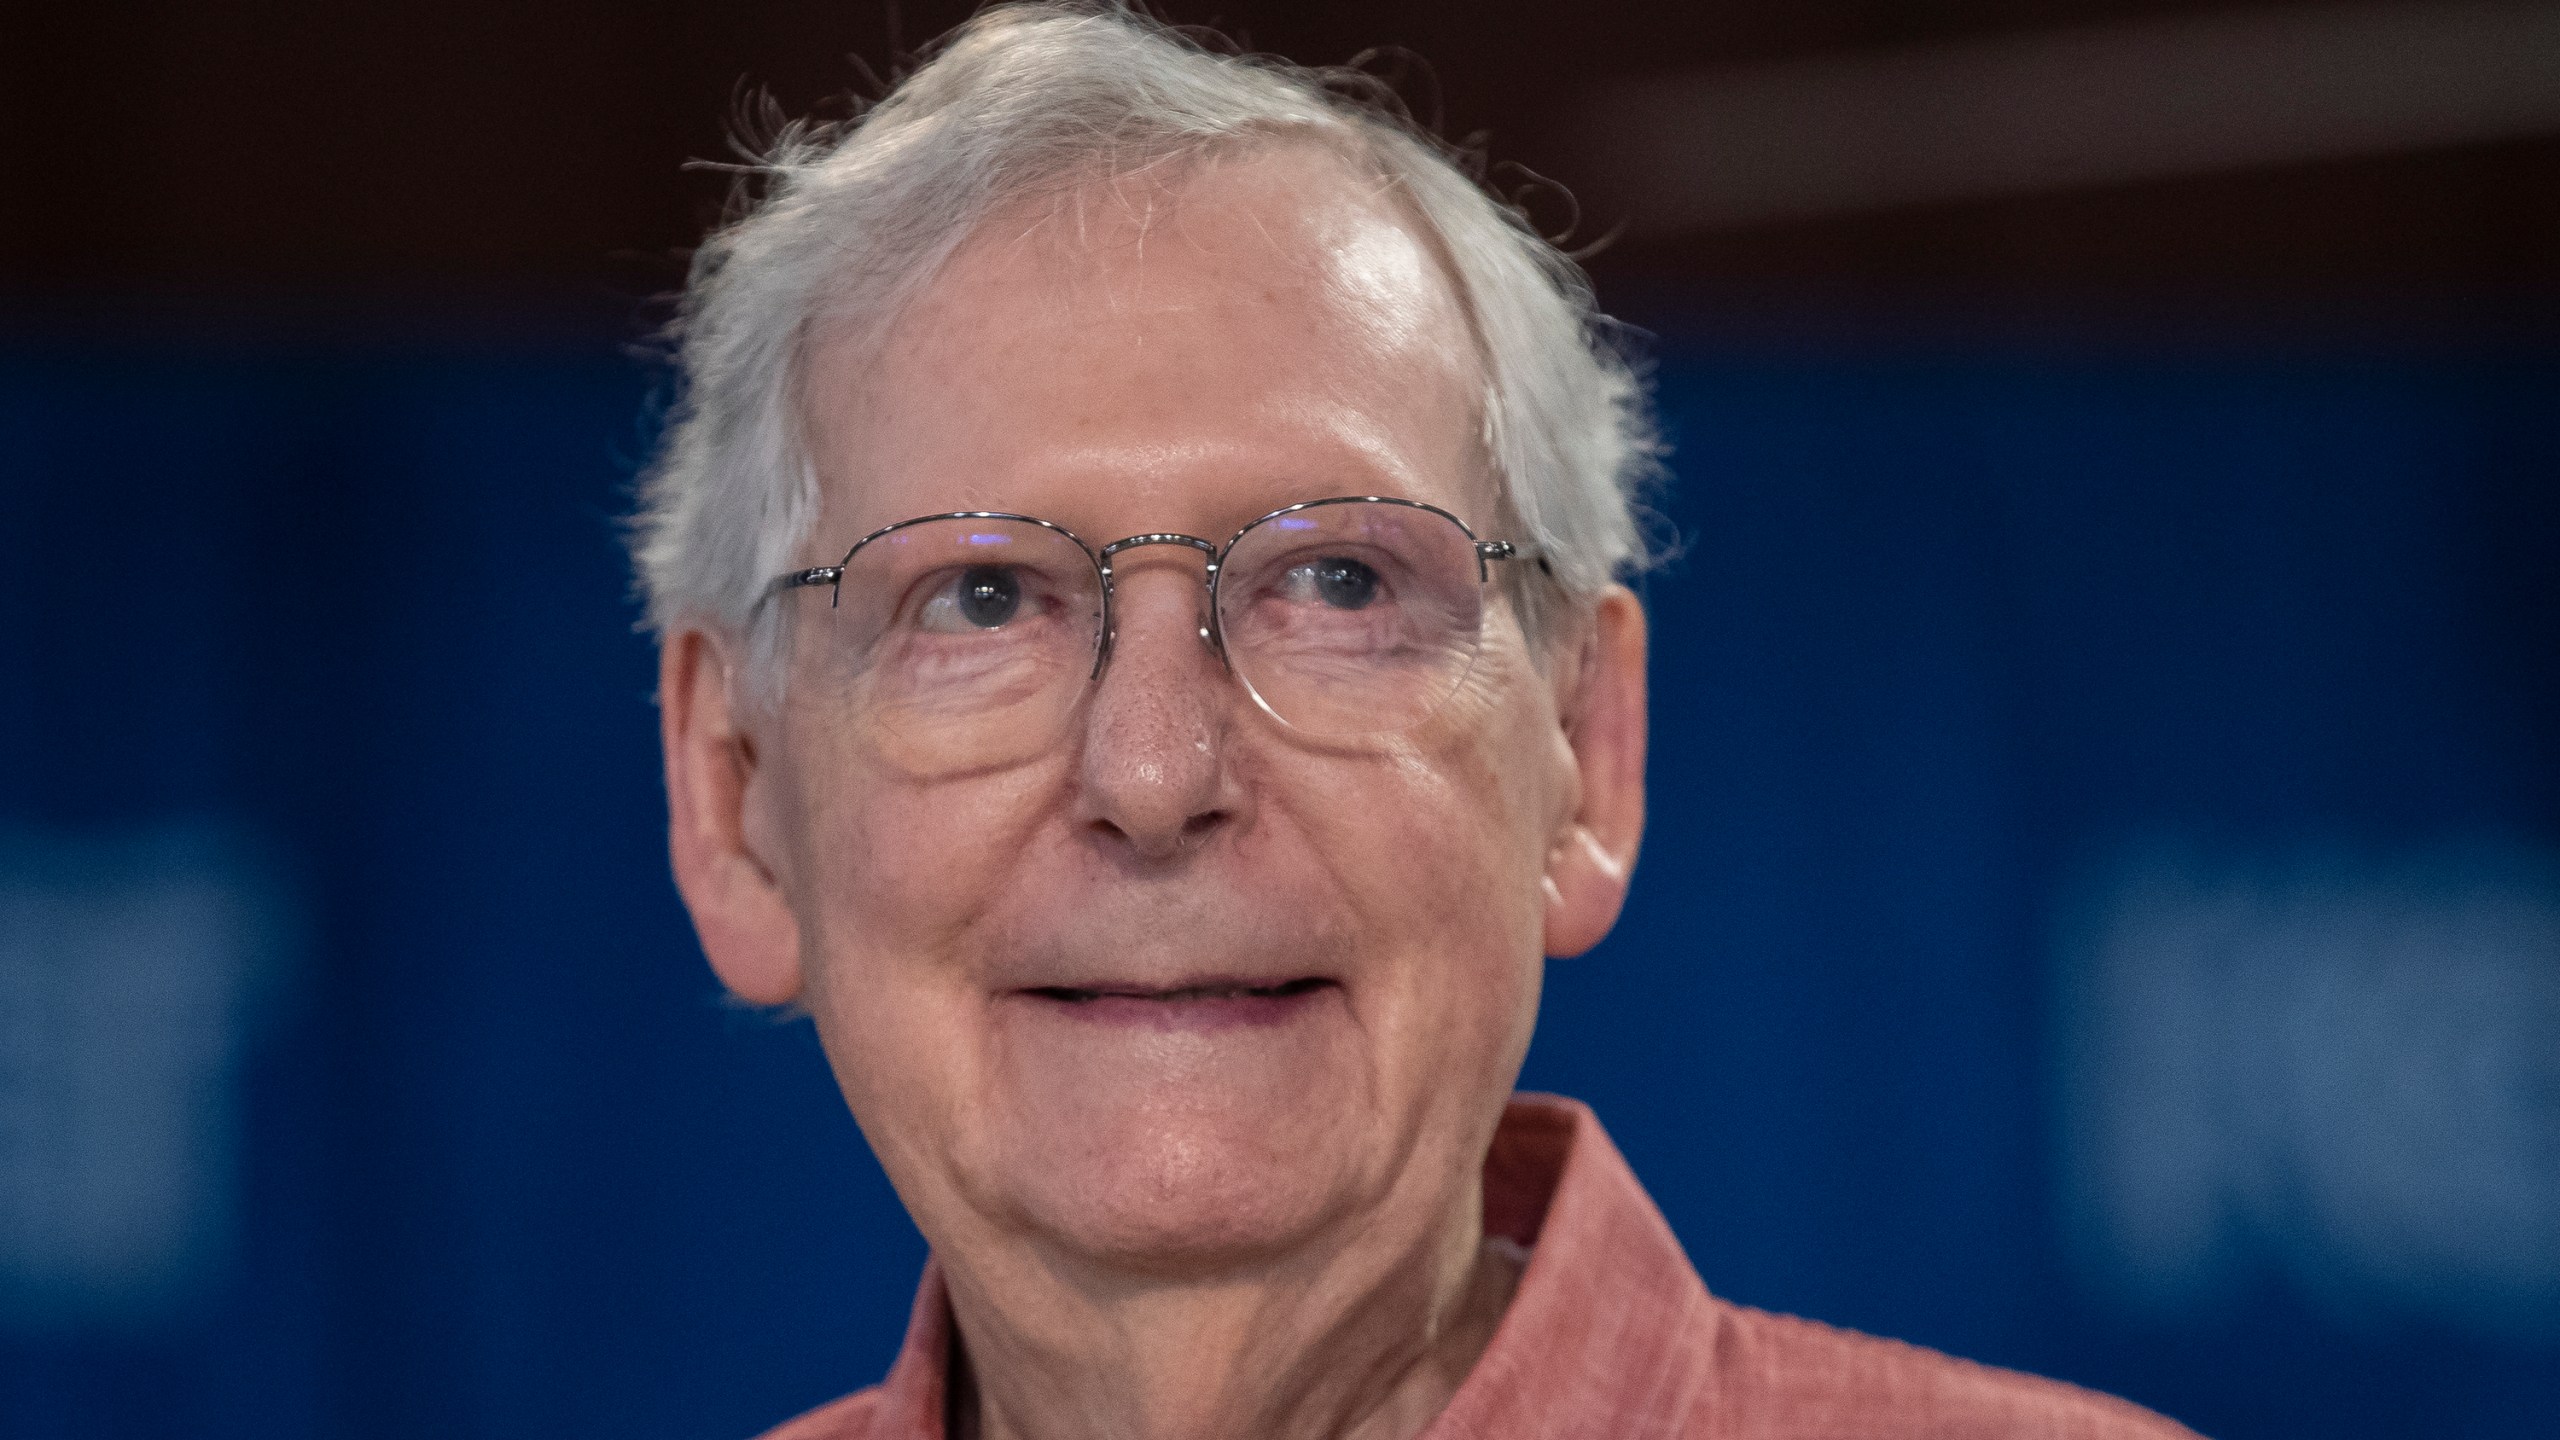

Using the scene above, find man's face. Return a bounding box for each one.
[690,147,1629,1270]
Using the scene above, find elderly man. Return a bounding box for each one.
[632,6,2196,1438]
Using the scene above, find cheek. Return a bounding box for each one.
[773,718,1065,968]
[1312,743,1545,1155]
[772,730,1072,1192]
[1404,654,1569,1020]
[1379,648,1568,901]
[1277,675,1558,1053]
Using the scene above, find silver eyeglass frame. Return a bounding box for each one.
[768,494,1538,682]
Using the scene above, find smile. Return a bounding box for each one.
[1027,977,1334,1003]
[1016,977,1340,1031]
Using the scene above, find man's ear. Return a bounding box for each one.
[1541,585,1648,959]
[661,627,805,1005]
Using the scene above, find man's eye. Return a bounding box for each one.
[1282,556,1381,610]
[919,565,1025,630]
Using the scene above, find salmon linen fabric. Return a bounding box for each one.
[756,1095,2199,1440]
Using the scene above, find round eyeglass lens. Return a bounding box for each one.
[794,516,1103,775]
[1216,499,1488,735]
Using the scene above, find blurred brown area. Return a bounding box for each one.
[5,0,2554,334]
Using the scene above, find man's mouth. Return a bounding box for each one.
[1026,977,1333,1004]
[1016,976,1339,1030]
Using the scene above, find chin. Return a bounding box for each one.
[933,973,1380,1268]
[1050,1160,1348,1273]
[975,1068,1373,1272]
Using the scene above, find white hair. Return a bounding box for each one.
[628,1,1661,671]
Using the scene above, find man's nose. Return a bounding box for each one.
[1072,563,1241,861]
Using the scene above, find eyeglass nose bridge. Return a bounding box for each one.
[1091,532,1228,679]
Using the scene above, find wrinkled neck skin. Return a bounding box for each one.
[944,1177,1522,1440]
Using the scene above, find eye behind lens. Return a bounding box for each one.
[1216,500,1491,738]
[957,565,1022,628]
[1310,556,1380,609]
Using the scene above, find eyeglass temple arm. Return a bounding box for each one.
[1477,540,1554,578]
[768,566,845,607]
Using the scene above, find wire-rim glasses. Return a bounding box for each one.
[767,496,1535,776]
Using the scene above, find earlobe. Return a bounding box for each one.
[662,629,806,1005]
[1540,587,1648,959]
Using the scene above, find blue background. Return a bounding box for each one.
[3,326,2554,1437]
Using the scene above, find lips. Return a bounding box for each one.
[1025,976,1334,1004]
[1013,975,1340,1032]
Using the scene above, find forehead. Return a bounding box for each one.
[801,143,1489,541]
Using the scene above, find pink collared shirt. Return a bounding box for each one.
[759,1095,2198,1440]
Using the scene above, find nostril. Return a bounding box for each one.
[1180,808,1228,839]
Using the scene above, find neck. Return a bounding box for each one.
[943,1193,1522,1440]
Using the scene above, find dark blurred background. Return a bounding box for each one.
[3,2,2555,1437]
